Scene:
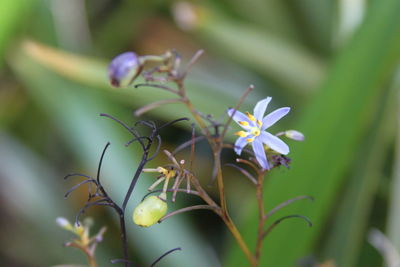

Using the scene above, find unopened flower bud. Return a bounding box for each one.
[56,217,73,231]
[285,130,304,141]
[108,52,142,87]
[133,196,168,227]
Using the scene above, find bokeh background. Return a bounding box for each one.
[0,0,399,266]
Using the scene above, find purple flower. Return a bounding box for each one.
[227,97,290,170]
[108,52,142,87]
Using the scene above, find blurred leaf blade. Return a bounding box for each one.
[387,78,400,249]
[322,73,397,267]
[0,0,36,66]
[194,10,325,95]
[225,0,400,265]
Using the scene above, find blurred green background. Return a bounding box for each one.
[0,0,399,266]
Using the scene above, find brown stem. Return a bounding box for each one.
[222,214,257,267]
[87,253,98,267]
[191,175,256,266]
[255,171,266,262]
[176,76,256,266]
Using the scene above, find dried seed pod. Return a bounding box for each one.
[133,196,168,227]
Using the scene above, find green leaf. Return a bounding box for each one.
[195,12,325,95]
[322,73,397,267]
[0,0,36,67]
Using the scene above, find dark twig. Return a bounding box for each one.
[125,136,151,147]
[100,113,146,150]
[147,135,162,162]
[64,173,92,180]
[64,179,97,198]
[97,142,110,184]
[159,117,189,130]
[75,200,114,226]
[150,247,182,267]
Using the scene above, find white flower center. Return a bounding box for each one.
[250,126,261,137]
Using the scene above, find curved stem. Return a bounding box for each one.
[222,214,257,267]
[255,171,266,262]
[159,205,218,222]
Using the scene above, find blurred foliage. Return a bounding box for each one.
[0,0,399,267]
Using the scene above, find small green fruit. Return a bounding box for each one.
[133,196,168,227]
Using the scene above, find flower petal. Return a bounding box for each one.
[262,107,290,130]
[252,139,269,170]
[253,97,272,121]
[234,137,248,155]
[259,132,289,155]
[227,108,254,129]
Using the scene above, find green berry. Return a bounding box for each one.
[133,196,168,227]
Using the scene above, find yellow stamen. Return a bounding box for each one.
[156,167,169,176]
[257,120,262,127]
[246,138,255,143]
[167,170,176,178]
[245,112,256,122]
[239,121,249,126]
[234,131,248,137]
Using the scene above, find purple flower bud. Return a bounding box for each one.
[108,52,141,87]
[285,130,305,141]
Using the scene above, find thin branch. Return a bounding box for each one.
[134,120,156,129]
[100,113,145,150]
[150,247,182,267]
[225,163,257,185]
[141,188,200,202]
[158,117,189,130]
[97,142,111,184]
[147,135,162,161]
[265,196,314,221]
[76,200,114,226]
[221,84,254,139]
[122,155,149,211]
[163,149,180,167]
[189,124,196,172]
[134,98,182,116]
[134,83,179,94]
[262,215,312,240]
[172,136,205,155]
[64,179,98,198]
[124,136,151,147]
[159,205,218,222]
[64,173,92,180]
[180,49,204,78]
[236,158,260,174]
